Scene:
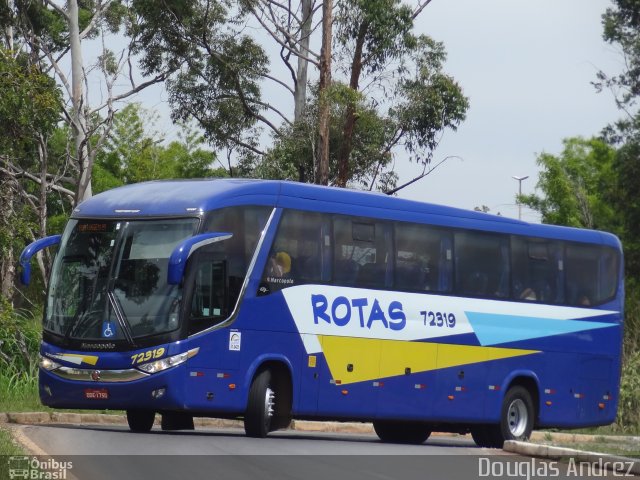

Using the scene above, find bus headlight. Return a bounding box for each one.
[137,348,199,374]
[39,356,61,371]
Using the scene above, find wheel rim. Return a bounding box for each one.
[507,398,528,437]
[264,387,275,423]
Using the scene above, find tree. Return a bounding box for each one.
[519,137,617,231]
[597,0,640,141]
[2,0,170,204]
[93,103,225,193]
[597,0,640,277]
[0,48,63,300]
[131,0,467,190]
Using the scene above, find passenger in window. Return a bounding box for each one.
[268,251,292,278]
[578,294,591,306]
[520,287,537,301]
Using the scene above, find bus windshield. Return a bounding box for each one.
[45,218,198,341]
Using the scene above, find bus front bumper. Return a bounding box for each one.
[39,363,187,410]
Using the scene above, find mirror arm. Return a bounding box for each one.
[167,232,232,285]
[19,235,62,286]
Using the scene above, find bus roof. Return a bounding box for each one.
[72,179,621,248]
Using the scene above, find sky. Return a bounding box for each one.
[399,0,623,221]
[106,0,623,223]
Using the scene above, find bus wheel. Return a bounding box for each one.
[500,386,534,442]
[126,409,155,433]
[244,369,276,438]
[474,386,534,448]
[373,421,431,445]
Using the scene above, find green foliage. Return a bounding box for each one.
[0,298,41,374]
[393,36,469,159]
[519,137,617,231]
[598,0,640,139]
[0,298,41,412]
[612,140,640,278]
[93,103,224,193]
[615,349,640,432]
[249,82,397,189]
[335,0,415,75]
[0,50,62,157]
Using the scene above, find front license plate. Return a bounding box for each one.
[84,388,109,400]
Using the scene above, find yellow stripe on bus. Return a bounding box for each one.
[319,335,538,385]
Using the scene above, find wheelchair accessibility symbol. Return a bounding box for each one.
[102,321,116,338]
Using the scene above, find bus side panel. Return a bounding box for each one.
[315,336,380,419]
[375,370,436,420]
[430,361,487,422]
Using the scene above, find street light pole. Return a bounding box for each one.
[512,175,529,220]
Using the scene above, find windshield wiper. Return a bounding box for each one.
[107,290,136,347]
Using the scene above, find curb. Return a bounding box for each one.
[530,430,640,445]
[0,411,375,434]
[504,440,640,475]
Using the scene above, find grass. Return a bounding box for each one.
[538,431,640,459]
[551,441,640,459]
[0,367,44,413]
[0,368,121,415]
[0,425,25,456]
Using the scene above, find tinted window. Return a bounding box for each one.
[394,223,452,292]
[565,244,619,306]
[261,210,330,292]
[511,237,564,304]
[190,206,271,331]
[333,217,392,289]
[455,232,509,299]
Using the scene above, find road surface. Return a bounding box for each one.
[13,424,520,480]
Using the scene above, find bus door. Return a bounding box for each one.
[184,252,242,409]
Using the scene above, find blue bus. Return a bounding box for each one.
[21,179,623,446]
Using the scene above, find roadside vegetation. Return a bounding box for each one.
[0,426,25,455]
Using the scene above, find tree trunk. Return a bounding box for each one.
[36,136,49,287]
[294,0,313,123]
[68,0,91,204]
[315,0,332,186]
[295,0,313,183]
[335,20,368,188]
[0,172,16,301]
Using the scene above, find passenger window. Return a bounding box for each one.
[261,210,330,293]
[455,232,509,299]
[511,237,564,304]
[333,216,392,289]
[204,206,272,305]
[394,223,452,292]
[565,244,619,306]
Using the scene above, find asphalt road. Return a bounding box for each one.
[15,424,519,480]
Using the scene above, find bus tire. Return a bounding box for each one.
[373,421,431,445]
[500,385,534,443]
[126,409,155,433]
[471,425,496,448]
[244,369,275,438]
[474,386,535,448]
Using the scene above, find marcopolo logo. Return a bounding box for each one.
[7,456,73,480]
[311,294,406,331]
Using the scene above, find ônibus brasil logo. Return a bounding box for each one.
[7,456,73,480]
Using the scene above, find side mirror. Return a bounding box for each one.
[167,232,232,285]
[19,235,62,286]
